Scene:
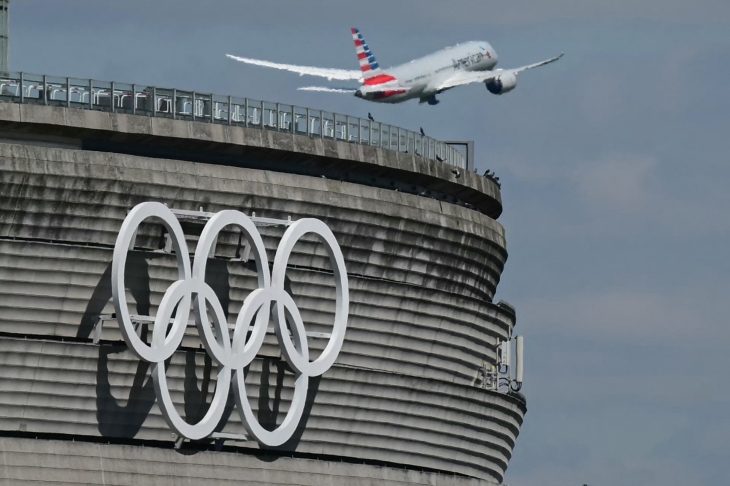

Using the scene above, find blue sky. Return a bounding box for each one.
[10,1,730,484]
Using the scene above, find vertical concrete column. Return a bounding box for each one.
[0,0,9,74]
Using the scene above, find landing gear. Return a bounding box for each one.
[419,95,440,105]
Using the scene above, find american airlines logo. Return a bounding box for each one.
[111,202,349,447]
[452,52,485,70]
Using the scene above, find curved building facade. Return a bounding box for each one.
[0,94,525,484]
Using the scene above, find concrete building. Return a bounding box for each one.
[0,76,525,485]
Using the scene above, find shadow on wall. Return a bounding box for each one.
[77,253,150,341]
[96,345,156,438]
[79,251,322,453]
[84,253,155,437]
[254,358,321,456]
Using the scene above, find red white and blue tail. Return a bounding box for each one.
[351,28,381,79]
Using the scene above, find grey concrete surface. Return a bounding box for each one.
[0,103,503,216]
[0,238,513,384]
[0,110,523,485]
[0,337,524,482]
[0,143,507,300]
[0,437,495,485]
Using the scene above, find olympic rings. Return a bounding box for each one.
[111,202,349,446]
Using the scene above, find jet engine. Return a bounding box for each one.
[485,71,517,95]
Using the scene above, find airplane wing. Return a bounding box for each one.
[436,53,564,91]
[298,86,358,93]
[298,86,411,94]
[226,54,362,81]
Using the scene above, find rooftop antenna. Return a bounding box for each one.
[0,0,8,74]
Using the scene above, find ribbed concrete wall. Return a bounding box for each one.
[0,337,523,482]
[0,144,506,301]
[0,239,511,384]
[0,121,525,485]
[0,437,489,486]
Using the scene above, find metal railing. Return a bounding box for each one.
[0,72,467,169]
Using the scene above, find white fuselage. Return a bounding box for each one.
[356,41,499,103]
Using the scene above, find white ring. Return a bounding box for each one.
[112,202,191,364]
[111,203,349,446]
[272,219,349,377]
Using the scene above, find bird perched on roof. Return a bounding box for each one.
[451,169,461,179]
[484,169,491,176]
[420,127,426,136]
[368,112,375,122]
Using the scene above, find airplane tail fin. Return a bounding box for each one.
[351,28,382,80]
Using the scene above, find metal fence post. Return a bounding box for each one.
[152,87,156,117]
[110,81,115,113]
[210,94,213,123]
[244,98,249,127]
[191,92,196,121]
[19,72,23,103]
[132,84,136,114]
[306,108,310,136]
[320,112,324,138]
[291,105,295,134]
[88,79,93,109]
[172,88,176,119]
[66,77,71,108]
[43,75,47,105]
[228,96,232,125]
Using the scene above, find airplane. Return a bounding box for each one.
[226,28,563,105]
